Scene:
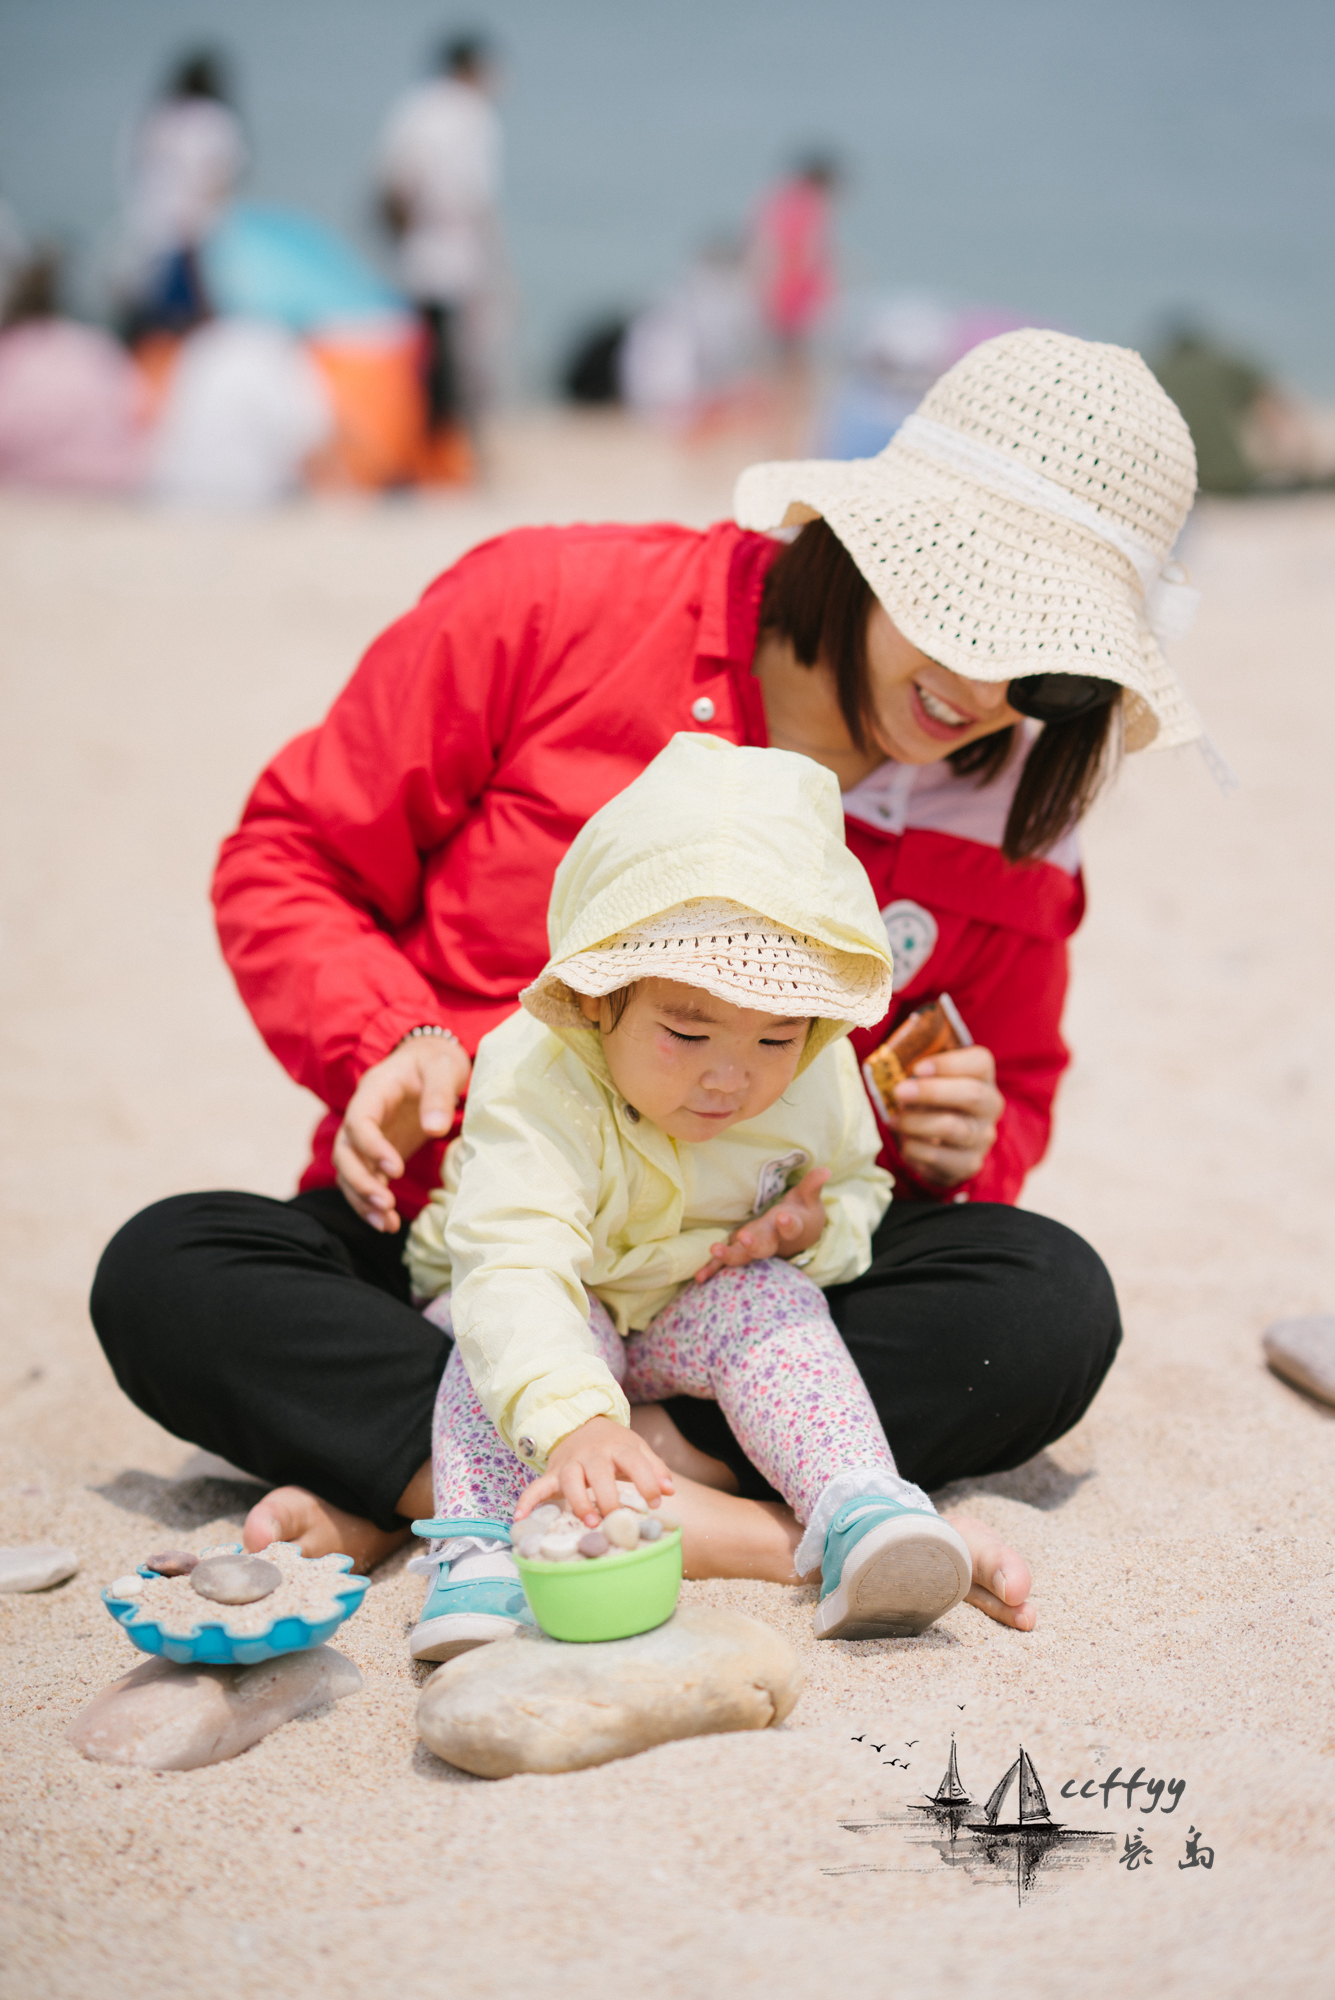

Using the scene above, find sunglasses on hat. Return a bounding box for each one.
[1008,673,1120,723]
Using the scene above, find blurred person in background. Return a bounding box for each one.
[376,31,506,480]
[750,152,841,357]
[815,298,1036,460]
[148,316,334,509]
[115,49,246,341]
[815,293,958,460]
[1153,322,1335,492]
[619,237,765,429]
[0,248,148,492]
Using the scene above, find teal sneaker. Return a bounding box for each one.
[409,1516,535,1664]
[812,1499,972,1641]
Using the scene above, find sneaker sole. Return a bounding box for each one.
[813,1514,972,1641]
[410,1612,524,1663]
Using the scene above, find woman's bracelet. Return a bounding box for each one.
[398,1024,466,1054]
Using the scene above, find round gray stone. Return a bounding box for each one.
[416,1602,802,1778]
[189,1554,282,1605]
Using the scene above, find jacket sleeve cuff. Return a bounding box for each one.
[507,1383,632,1473]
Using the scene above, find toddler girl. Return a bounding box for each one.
[404,732,971,1659]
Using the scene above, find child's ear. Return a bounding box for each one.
[576,992,603,1025]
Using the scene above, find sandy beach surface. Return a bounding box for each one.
[2,412,1332,1997]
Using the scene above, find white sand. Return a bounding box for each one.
[1,414,1332,1997]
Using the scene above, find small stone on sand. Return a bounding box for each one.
[1264,1315,1335,1408]
[638,1516,663,1542]
[144,1550,199,1577]
[0,1547,79,1594]
[416,1604,802,1778]
[577,1531,609,1556]
[190,1554,282,1605]
[110,1574,145,1597]
[67,1645,363,1770]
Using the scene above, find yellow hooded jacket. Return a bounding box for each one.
[405,734,895,1471]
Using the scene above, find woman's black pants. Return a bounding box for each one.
[89,1188,1122,1530]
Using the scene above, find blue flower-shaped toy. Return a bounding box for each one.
[102,1543,369,1666]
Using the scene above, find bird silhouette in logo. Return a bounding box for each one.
[869,1743,887,1754]
[905,1740,918,1748]
[849,1734,864,1743]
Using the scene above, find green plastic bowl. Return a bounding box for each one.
[515,1529,682,1642]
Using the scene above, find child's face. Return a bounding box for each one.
[577,977,811,1142]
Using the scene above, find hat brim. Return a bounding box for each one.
[736,441,1202,752]
[522,925,893,1075]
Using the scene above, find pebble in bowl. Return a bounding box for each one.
[102,1540,369,1666]
[511,1484,682,1643]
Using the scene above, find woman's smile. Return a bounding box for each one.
[912,679,978,735]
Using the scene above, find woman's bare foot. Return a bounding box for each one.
[943,1512,1036,1630]
[243,1486,409,1574]
[667,1476,805,1583]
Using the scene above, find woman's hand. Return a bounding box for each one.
[332,1035,472,1233]
[694,1166,830,1282]
[514,1418,676,1529]
[884,1046,1004,1189]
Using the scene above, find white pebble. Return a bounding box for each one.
[516,1535,546,1561]
[538,1529,584,1562]
[614,1481,649,1514]
[110,1574,144,1597]
[602,1509,641,1550]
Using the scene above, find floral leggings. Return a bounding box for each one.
[430,1256,902,1530]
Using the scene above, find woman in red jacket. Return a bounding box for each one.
[91,330,1203,1632]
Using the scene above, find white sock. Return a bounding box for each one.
[793,1466,935,1578]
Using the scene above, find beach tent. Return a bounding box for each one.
[197,206,429,488]
[200,205,404,334]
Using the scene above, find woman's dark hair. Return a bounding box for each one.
[758,518,1120,864]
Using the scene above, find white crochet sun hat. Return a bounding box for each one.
[523,897,893,1034]
[735,327,1202,752]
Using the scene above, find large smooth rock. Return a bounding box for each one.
[66,1644,362,1770]
[1265,1316,1335,1408]
[0,1546,78,1593]
[416,1603,802,1778]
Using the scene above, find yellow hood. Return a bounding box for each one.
[522,733,893,1069]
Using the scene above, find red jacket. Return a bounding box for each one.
[213,520,1084,1220]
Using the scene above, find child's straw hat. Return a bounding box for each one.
[525,897,892,1036]
[735,328,1201,751]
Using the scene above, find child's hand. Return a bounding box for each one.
[513,1418,675,1529]
[694,1166,830,1283]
